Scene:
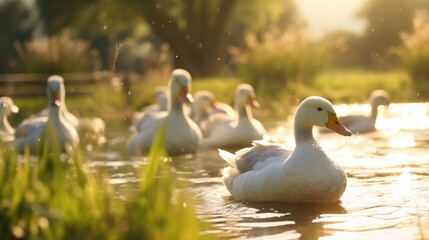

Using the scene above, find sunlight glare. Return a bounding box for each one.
[392,168,416,204]
[388,133,416,149]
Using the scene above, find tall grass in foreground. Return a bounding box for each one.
[0,122,212,239]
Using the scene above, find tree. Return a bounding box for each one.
[35,0,296,76]
[131,0,239,76]
[0,0,34,73]
[35,0,146,70]
[356,0,417,67]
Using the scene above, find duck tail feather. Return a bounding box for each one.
[218,149,238,169]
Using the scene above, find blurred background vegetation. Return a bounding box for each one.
[2,0,429,109]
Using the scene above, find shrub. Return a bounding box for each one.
[234,26,328,96]
[15,32,100,73]
[396,10,429,82]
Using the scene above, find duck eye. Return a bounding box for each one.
[317,107,322,111]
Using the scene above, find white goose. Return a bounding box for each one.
[132,87,168,131]
[127,69,202,156]
[200,84,266,148]
[322,89,390,134]
[30,75,106,145]
[32,75,79,128]
[0,97,19,142]
[220,96,352,203]
[195,90,235,119]
[190,90,219,125]
[142,86,168,113]
[14,78,80,154]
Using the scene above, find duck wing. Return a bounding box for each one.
[219,140,291,173]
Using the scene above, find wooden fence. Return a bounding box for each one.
[0,72,113,98]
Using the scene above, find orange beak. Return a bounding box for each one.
[210,100,221,110]
[179,85,193,104]
[10,104,19,113]
[247,95,260,108]
[325,111,352,136]
[50,90,61,107]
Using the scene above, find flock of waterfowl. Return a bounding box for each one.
[0,68,391,203]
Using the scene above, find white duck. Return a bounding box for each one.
[0,96,19,142]
[32,75,79,128]
[220,96,352,203]
[321,89,390,134]
[127,69,202,156]
[14,78,80,154]
[190,90,235,127]
[200,84,266,148]
[142,86,168,113]
[29,75,106,145]
[132,87,168,130]
[190,90,218,125]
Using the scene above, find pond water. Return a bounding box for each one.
[88,102,429,239]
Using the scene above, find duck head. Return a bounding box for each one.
[194,91,217,112]
[0,97,19,115]
[47,76,63,107]
[370,89,391,107]
[153,87,168,111]
[235,83,260,109]
[296,96,352,136]
[169,69,194,104]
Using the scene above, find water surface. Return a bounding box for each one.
[89,103,429,239]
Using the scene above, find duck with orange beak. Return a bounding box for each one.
[14,77,80,155]
[127,69,202,157]
[200,83,267,148]
[0,96,19,142]
[219,96,351,203]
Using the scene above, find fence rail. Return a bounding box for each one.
[0,72,113,98]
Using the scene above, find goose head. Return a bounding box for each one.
[154,87,168,111]
[0,97,19,115]
[295,96,352,137]
[168,69,194,108]
[234,84,260,110]
[47,75,65,105]
[194,91,217,113]
[369,89,390,108]
[47,77,63,108]
[0,97,19,139]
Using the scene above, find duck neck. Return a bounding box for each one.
[370,103,378,120]
[237,105,252,122]
[0,109,13,133]
[48,105,63,125]
[194,107,208,122]
[169,96,186,116]
[294,121,316,144]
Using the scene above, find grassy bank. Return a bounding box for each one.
[290,69,419,103]
[0,125,212,239]
[190,69,426,119]
[8,68,428,124]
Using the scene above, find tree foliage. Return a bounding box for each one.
[356,0,418,67]
[35,0,147,70]
[0,0,34,73]
[34,0,296,76]
[127,0,240,76]
[396,10,429,82]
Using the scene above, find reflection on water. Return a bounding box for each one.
[88,103,429,239]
